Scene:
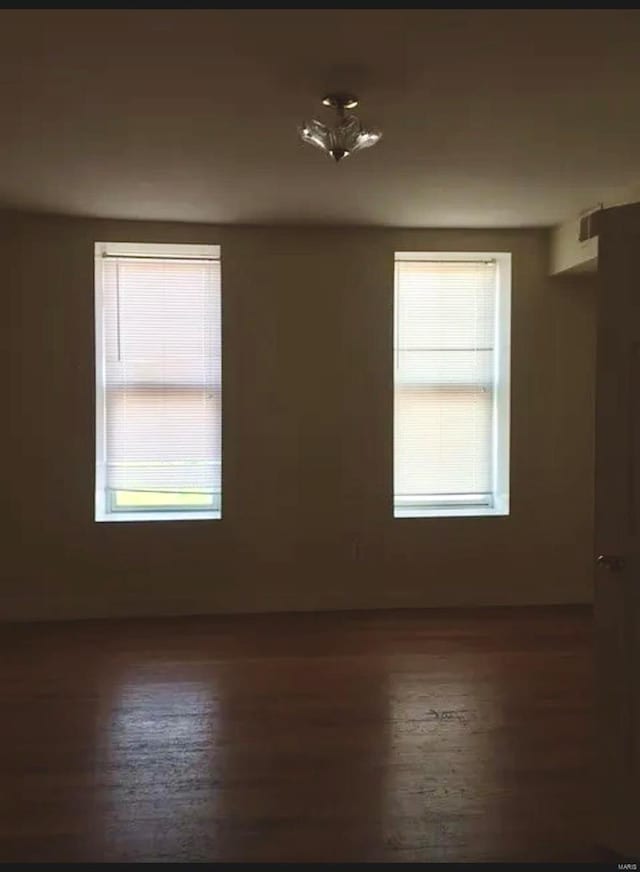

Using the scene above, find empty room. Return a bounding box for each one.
[2,7,639,864]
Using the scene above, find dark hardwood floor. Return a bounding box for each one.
[0,605,594,862]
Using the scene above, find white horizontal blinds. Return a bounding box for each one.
[102,253,221,506]
[394,258,497,506]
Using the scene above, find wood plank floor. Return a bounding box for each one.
[0,605,595,862]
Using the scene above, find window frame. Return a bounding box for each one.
[94,241,222,523]
[393,250,511,519]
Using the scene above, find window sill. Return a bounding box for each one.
[394,505,509,519]
[95,510,221,523]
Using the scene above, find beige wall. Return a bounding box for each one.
[3,211,597,621]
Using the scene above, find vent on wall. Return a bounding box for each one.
[578,206,602,242]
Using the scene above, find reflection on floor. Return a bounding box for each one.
[0,605,594,862]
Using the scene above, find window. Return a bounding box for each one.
[95,242,221,522]
[393,251,511,517]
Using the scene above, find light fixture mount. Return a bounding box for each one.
[321,93,359,111]
[299,93,382,163]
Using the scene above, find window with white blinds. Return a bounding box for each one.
[394,252,511,517]
[95,242,221,521]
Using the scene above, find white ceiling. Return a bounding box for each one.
[1,9,640,228]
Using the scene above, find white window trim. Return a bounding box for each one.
[393,250,511,519]
[94,241,222,523]
[95,242,220,260]
[98,509,221,523]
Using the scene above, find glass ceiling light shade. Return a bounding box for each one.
[299,93,382,162]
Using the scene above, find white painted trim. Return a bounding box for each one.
[94,249,107,521]
[394,504,509,518]
[94,509,221,523]
[395,251,497,263]
[96,242,220,259]
[494,252,511,517]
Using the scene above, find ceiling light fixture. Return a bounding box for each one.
[299,93,382,163]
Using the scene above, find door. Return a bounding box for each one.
[595,203,640,858]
